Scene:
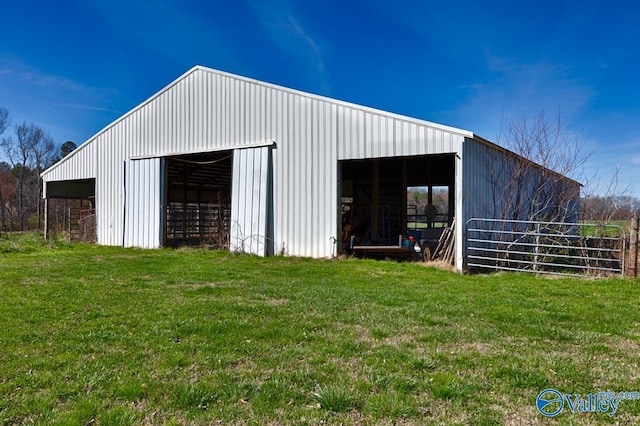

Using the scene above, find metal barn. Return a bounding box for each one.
[41,66,579,271]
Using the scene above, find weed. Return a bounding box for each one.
[312,385,359,412]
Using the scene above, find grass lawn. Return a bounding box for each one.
[1,233,640,425]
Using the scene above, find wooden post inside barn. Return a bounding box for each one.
[371,159,379,241]
[630,217,639,278]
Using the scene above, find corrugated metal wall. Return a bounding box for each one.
[270,96,338,257]
[124,158,164,249]
[461,138,498,223]
[460,138,521,268]
[42,66,475,259]
[337,107,466,160]
[230,146,271,256]
[43,142,97,182]
[461,137,582,222]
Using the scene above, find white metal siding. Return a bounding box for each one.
[124,158,163,249]
[461,138,497,222]
[41,142,97,182]
[95,126,129,246]
[41,66,473,257]
[231,146,271,255]
[336,106,466,160]
[271,96,338,257]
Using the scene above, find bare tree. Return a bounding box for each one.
[0,108,9,234]
[578,162,638,222]
[582,193,640,221]
[470,111,636,275]
[471,112,590,271]
[33,134,56,229]
[488,111,588,223]
[0,162,13,231]
[0,110,61,233]
[1,122,46,230]
[0,108,8,135]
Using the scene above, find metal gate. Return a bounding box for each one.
[466,218,625,277]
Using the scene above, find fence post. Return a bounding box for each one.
[630,217,639,278]
[533,223,540,272]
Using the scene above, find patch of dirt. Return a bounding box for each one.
[263,298,288,306]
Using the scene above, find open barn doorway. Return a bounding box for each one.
[339,154,455,255]
[165,151,232,247]
[44,178,96,242]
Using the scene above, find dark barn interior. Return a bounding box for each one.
[44,178,96,242]
[165,151,232,247]
[339,154,455,254]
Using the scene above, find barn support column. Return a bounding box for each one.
[44,198,49,240]
[401,158,408,233]
[455,152,464,272]
[427,158,433,208]
[371,159,379,241]
[182,168,187,241]
[448,173,455,226]
[197,184,204,240]
[427,158,433,228]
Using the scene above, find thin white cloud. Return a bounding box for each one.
[286,13,329,92]
[49,102,123,114]
[0,55,119,146]
[483,56,592,114]
[84,0,241,71]
[448,56,594,141]
[18,72,87,93]
[443,54,640,196]
[0,55,109,98]
[246,0,330,93]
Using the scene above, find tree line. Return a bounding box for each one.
[0,107,77,232]
[581,195,640,222]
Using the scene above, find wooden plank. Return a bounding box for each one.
[352,245,415,254]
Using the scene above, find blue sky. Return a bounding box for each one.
[0,0,638,196]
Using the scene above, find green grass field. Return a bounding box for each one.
[1,233,640,425]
